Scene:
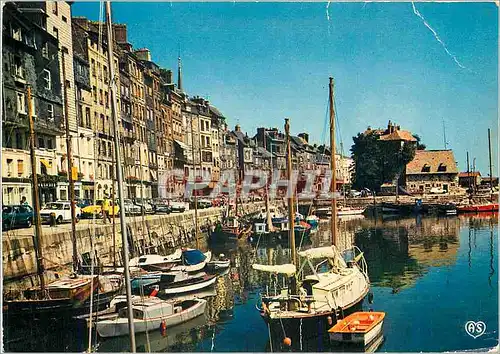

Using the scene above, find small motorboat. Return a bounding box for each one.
[328,311,386,346]
[129,251,182,272]
[154,271,218,296]
[457,203,499,213]
[171,249,212,273]
[95,297,207,338]
[315,207,332,218]
[130,249,211,273]
[338,206,366,217]
[205,254,231,273]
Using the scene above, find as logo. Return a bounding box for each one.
[465,321,486,339]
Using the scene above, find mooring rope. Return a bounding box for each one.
[300,318,303,351]
[268,322,273,352]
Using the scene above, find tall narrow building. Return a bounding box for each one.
[2,2,64,205]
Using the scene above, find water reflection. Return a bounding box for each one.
[4,214,498,352]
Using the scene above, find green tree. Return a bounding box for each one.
[350,132,419,192]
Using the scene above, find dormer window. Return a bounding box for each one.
[437,163,447,172]
[421,164,430,173]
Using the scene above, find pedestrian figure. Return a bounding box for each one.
[21,196,28,205]
[102,194,111,224]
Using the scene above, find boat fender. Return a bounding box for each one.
[283,337,292,347]
[160,320,167,336]
[327,316,333,326]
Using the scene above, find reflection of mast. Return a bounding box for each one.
[488,219,495,288]
[467,224,472,270]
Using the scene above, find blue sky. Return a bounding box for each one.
[73,2,498,175]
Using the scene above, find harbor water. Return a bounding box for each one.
[3,213,498,352]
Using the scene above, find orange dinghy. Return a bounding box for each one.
[329,312,386,346]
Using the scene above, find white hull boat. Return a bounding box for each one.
[338,207,366,216]
[254,246,370,346]
[171,251,212,273]
[163,273,217,295]
[96,297,207,338]
[129,251,182,272]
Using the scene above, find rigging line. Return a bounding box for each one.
[87,229,96,352]
[139,282,152,352]
[333,98,344,156]
[88,2,105,348]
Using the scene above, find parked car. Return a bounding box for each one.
[2,205,34,230]
[81,199,120,219]
[196,199,212,209]
[40,201,81,224]
[349,190,362,198]
[134,199,154,214]
[123,199,142,216]
[168,200,187,213]
[430,187,447,194]
[152,199,171,214]
[76,199,92,208]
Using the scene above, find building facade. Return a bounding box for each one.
[2,2,64,205]
[405,150,459,194]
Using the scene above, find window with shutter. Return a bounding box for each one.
[17,160,24,176]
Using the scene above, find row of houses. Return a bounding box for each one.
[2,2,354,205]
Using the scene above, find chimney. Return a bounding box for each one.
[164,69,173,84]
[135,48,151,62]
[235,125,241,132]
[113,24,127,43]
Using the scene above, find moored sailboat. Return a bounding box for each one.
[252,78,370,350]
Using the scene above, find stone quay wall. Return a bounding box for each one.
[3,202,264,294]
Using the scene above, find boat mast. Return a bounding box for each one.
[235,138,240,218]
[284,118,296,267]
[190,114,200,249]
[27,85,45,293]
[488,128,494,196]
[329,77,338,246]
[105,2,136,350]
[61,51,79,273]
[467,151,471,195]
[263,134,273,231]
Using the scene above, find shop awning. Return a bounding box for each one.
[150,170,157,182]
[174,140,189,150]
[40,159,52,169]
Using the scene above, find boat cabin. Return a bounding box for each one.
[224,217,239,228]
[118,300,180,319]
[254,222,268,234]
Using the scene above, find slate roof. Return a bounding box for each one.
[406,150,458,175]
